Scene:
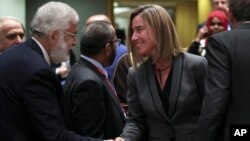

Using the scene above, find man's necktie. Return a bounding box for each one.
[95,66,127,117]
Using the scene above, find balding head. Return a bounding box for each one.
[86,14,111,25]
[0,16,25,53]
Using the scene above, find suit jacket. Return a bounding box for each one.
[0,38,101,141]
[196,23,250,141]
[64,57,125,139]
[120,52,207,141]
[113,53,131,103]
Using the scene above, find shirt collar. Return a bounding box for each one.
[80,54,108,78]
[31,37,51,65]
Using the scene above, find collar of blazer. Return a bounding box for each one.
[146,53,183,120]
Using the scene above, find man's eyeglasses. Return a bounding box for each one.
[65,31,78,40]
[107,39,121,47]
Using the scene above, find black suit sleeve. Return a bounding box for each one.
[22,69,101,141]
[195,36,230,141]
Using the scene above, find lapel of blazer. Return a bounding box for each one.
[168,53,183,118]
[146,59,171,123]
[79,58,126,120]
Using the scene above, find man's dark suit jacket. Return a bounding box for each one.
[120,52,207,141]
[64,57,125,139]
[0,38,101,141]
[196,23,250,141]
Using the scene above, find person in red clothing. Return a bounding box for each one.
[188,10,228,56]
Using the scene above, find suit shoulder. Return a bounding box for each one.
[210,30,234,43]
[3,45,50,73]
[208,30,237,53]
[182,52,207,68]
[67,63,103,84]
[183,52,206,62]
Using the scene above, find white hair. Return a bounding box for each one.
[0,16,23,33]
[30,1,79,35]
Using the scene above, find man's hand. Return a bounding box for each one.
[115,137,125,141]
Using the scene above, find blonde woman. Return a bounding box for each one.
[115,4,207,141]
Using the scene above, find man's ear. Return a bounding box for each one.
[48,30,60,45]
[104,42,112,56]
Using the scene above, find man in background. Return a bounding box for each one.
[64,17,125,140]
[196,0,250,140]
[212,0,228,12]
[0,16,25,53]
[86,14,127,81]
[84,14,128,105]
[85,15,128,81]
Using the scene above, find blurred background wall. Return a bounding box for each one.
[0,0,212,58]
[0,0,26,28]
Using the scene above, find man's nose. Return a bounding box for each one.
[72,38,78,47]
[14,35,24,44]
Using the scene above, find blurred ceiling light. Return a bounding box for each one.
[114,7,132,14]
[113,2,119,7]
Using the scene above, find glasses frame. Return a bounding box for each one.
[65,31,78,40]
[107,38,121,46]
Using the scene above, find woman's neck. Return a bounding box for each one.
[154,58,172,71]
